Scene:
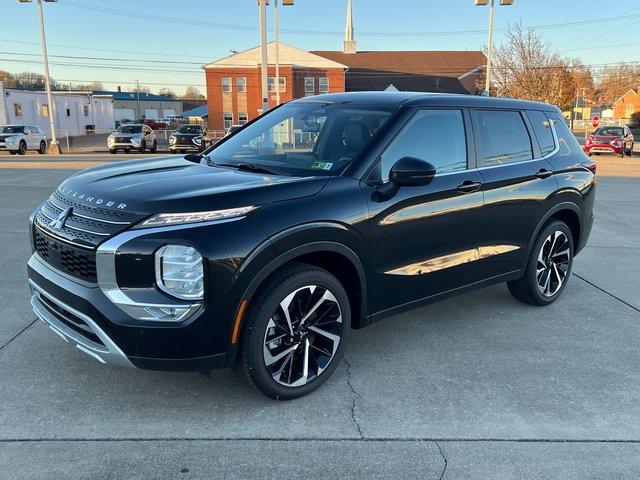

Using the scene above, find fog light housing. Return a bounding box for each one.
[155,245,204,300]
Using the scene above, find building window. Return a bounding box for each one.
[41,104,49,117]
[267,77,286,93]
[319,77,329,94]
[83,105,89,117]
[66,107,71,118]
[223,112,233,130]
[222,77,232,93]
[237,77,246,93]
[13,103,23,117]
[238,112,248,125]
[304,77,315,95]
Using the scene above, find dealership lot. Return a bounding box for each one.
[1,156,639,479]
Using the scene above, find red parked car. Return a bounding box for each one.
[143,119,168,130]
[585,126,634,157]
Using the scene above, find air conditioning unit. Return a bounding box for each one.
[474,0,489,4]
[500,0,514,4]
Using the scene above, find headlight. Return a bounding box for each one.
[193,136,202,145]
[155,245,204,300]
[169,135,177,144]
[107,135,114,144]
[139,205,258,228]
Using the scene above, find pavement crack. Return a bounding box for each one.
[434,440,448,480]
[342,356,364,439]
[0,319,37,353]
[573,273,640,313]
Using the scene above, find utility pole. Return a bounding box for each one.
[258,0,269,114]
[274,0,280,106]
[23,0,61,153]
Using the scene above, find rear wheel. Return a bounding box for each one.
[109,149,117,154]
[17,141,26,155]
[38,141,46,154]
[238,263,350,399]
[507,220,574,306]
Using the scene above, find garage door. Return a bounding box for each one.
[114,108,135,122]
[145,109,159,120]
[163,108,176,117]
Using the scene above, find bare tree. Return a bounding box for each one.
[0,70,16,88]
[158,88,177,98]
[182,86,204,99]
[485,23,576,110]
[594,62,640,106]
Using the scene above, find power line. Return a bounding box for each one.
[61,0,640,38]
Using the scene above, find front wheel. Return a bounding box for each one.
[237,263,350,399]
[38,141,46,154]
[17,141,27,155]
[507,220,574,306]
[139,141,146,153]
[149,141,157,153]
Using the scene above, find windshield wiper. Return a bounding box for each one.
[214,162,280,176]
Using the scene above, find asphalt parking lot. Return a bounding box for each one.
[1,154,639,479]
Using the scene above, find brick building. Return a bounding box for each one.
[203,43,347,132]
[613,88,640,119]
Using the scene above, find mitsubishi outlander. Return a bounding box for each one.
[27,93,595,399]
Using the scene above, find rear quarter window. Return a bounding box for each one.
[545,112,583,157]
[526,110,555,156]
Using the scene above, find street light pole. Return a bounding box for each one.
[35,0,61,153]
[475,0,513,96]
[258,0,269,113]
[484,0,495,94]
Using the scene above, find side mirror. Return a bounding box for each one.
[183,154,201,163]
[389,156,436,186]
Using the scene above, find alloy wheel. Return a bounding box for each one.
[536,230,571,297]
[263,285,343,387]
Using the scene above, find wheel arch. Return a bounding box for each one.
[232,240,369,349]
[527,201,582,260]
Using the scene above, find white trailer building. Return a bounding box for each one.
[0,82,115,137]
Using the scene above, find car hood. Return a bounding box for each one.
[111,132,141,138]
[56,156,329,215]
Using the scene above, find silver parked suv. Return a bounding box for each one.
[0,125,48,155]
[107,124,157,154]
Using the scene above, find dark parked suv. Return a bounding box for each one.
[27,93,595,399]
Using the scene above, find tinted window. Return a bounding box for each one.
[176,125,202,134]
[117,125,142,134]
[595,126,624,136]
[1,126,25,134]
[546,112,582,157]
[475,110,532,166]
[378,109,467,182]
[526,110,555,156]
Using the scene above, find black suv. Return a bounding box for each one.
[169,124,204,154]
[27,93,595,399]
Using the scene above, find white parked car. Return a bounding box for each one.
[0,125,47,155]
[107,124,157,154]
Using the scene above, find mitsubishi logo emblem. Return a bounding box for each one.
[49,207,72,231]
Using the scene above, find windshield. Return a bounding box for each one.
[176,125,202,134]
[595,127,624,136]
[116,125,143,134]
[1,126,25,134]
[207,102,395,176]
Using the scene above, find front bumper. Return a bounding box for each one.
[585,144,622,154]
[27,254,228,371]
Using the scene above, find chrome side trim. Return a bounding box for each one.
[29,280,134,368]
[386,245,520,276]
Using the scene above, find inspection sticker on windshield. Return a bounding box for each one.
[311,161,333,171]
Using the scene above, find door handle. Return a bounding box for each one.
[457,180,482,193]
[535,168,554,179]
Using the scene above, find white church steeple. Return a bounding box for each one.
[343,0,357,54]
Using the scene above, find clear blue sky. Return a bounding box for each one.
[2,0,640,95]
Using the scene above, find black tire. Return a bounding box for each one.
[237,262,350,400]
[9,150,17,155]
[17,141,26,155]
[38,141,46,154]
[124,148,130,154]
[150,141,157,153]
[139,141,146,153]
[109,149,117,154]
[507,220,574,306]
[180,149,186,154]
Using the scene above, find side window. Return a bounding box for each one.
[546,112,582,157]
[379,109,467,182]
[475,110,533,166]
[526,110,555,157]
